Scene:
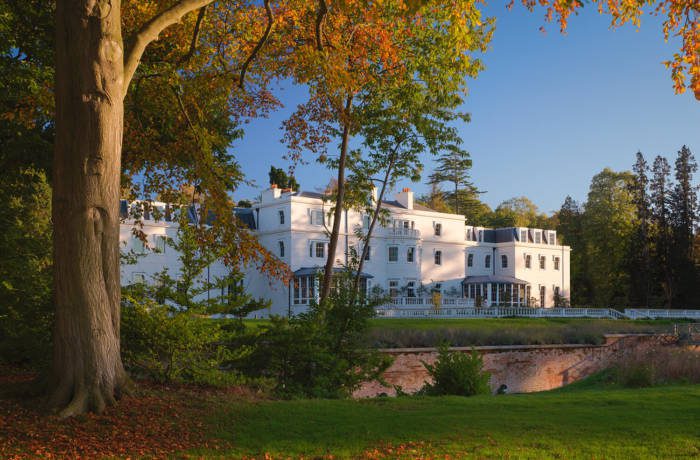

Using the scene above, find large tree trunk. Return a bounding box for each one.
[50,0,129,417]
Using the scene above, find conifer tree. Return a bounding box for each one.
[650,156,673,306]
[628,151,652,306]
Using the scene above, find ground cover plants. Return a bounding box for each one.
[365,317,677,348]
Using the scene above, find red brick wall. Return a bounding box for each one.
[355,334,678,397]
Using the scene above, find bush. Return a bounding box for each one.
[421,344,491,396]
[121,297,253,386]
[0,169,53,367]
[237,269,392,398]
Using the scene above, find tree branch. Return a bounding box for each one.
[239,0,273,89]
[123,0,214,95]
[180,5,208,65]
[315,0,327,51]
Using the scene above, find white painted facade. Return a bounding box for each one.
[119,187,571,316]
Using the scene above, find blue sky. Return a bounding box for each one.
[231,3,699,214]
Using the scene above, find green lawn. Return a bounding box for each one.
[196,384,700,458]
[365,317,677,347]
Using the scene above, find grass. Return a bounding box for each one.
[365,317,677,347]
[197,383,700,458]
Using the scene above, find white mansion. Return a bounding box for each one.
[120,185,571,316]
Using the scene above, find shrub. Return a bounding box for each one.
[421,344,491,396]
[237,269,392,398]
[0,169,53,368]
[121,298,253,386]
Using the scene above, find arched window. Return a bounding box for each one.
[501,255,508,268]
[467,253,473,267]
[485,254,491,268]
[279,241,285,258]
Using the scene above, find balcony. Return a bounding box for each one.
[387,228,420,238]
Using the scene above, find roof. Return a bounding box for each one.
[463,275,530,285]
[294,266,374,278]
[293,192,437,213]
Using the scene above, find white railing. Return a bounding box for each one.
[374,306,627,319]
[388,228,420,238]
[625,309,700,320]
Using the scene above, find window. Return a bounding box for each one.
[279,241,285,258]
[539,285,546,307]
[501,255,508,268]
[539,255,546,269]
[154,235,167,253]
[525,254,532,269]
[315,241,325,258]
[549,232,556,245]
[278,210,285,225]
[132,237,146,254]
[406,281,416,298]
[434,250,442,265]
[478,230,483,242]
[434,222,442,236]
[132,272,146,284]
[363,215,371,229]
[311,209,324,226]
[466,228,473,241]
[535,231,542,244]
[388,279,399,298]
[293,275,316,305]
[554,256,560,270]
[520,229,528,242]
[364,245,371,261]
[433,283,442,293]
[407,247,415,263]
[485,254,491,269]
[388,246,398,262]
[467,253,473,267]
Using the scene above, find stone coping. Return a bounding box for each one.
[377,333,673,354]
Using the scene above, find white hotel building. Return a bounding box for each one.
[120,186,571,316]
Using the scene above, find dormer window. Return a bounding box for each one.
[278,210,285,225]
[520,229,527,242]
[535,231,541,244]
[549,232,556,245]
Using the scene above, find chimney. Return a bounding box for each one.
[262,184,282,203]
[396,187,414,210]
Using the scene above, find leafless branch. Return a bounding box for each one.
[239,0,274,89]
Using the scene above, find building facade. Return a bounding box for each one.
[120,186,571,316]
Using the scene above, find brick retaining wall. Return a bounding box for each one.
[355,334,678,398]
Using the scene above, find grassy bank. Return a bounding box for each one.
[200,384,700,458]
[365,318,676,347]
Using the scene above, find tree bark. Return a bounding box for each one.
[320,95,353,304]
[50,0,129,417]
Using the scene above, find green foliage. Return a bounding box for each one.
[121,298,249,386]
[120,217,268,385]
[268,166,299,191]
[239,269,391,398]
[421,344,491,396]
[0,169,53,366]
